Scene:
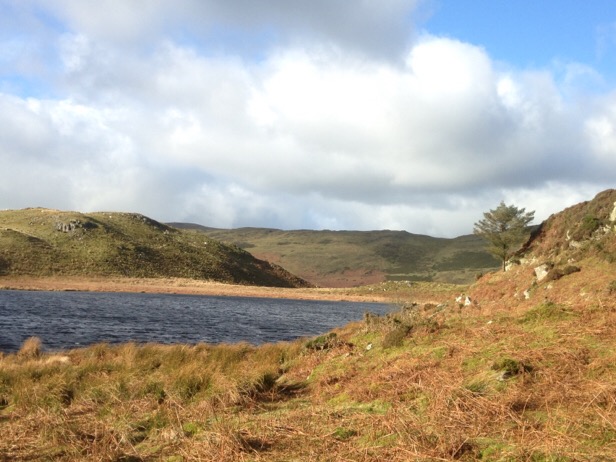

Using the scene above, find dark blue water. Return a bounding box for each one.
[0,290,393,353]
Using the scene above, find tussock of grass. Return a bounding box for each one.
[17,336,42,360]
[0,338,307,461]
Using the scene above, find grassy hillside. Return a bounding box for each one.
[170,225,501,287]
[1,191,616,460]
[0,208,310,288]
[522,188,616,262]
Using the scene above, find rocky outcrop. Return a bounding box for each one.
[521,189,616,263]
[56,220,80,233]
[534,264,550,282]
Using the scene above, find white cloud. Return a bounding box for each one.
[0,2,615,236]
[45,0,420,60]
[585,93,616,174]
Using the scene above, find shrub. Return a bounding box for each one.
[577,214,602,239]
[569,214,604,241]
[305,333,338,351]
[363,311,380,328]
[381,325,411,349]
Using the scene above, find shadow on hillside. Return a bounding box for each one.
[275,381,306,399]
[248,379,307,405]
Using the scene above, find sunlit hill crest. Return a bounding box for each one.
[0,208,310,288]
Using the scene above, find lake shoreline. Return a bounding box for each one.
[0,275,392,303]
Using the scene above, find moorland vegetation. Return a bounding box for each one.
[1,189,616,460]
[172,225,501,287]
[0,208,309,288]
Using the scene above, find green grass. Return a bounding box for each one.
[0,208,309,287]
[519,301,576,324]
[172,224,501,286]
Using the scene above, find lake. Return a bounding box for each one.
[0,290,394,353]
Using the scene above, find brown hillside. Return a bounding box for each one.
[523,188,616,260]
[469,189,616,313]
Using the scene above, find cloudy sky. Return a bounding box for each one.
[1,0,615,237]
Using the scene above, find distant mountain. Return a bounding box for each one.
[0,209,310,288]
[169,223,500,287]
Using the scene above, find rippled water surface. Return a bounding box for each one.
[0,290,393,353]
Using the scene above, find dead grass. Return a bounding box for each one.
[16,336,42,360]
[1,305,615,461]
[0,338,310,461]
[0,275,464,305]
[2,255,616,460]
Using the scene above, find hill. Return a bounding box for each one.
[523,188,616,262]
[169,225,500,287]
[2,190,616,460]
[469,188,616,309]
[0,208,310,288]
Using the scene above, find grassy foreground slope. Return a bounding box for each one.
[0,208,310,288]
[170,225,501,287]
[1,190,616,461]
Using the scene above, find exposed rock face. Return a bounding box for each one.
[534,264,550,282]
[565,230,582,249]
[455,294,473,306]
[56,221,80,233]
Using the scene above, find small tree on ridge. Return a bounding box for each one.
[474,202,535,272]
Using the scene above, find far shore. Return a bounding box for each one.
[0,276,398,303]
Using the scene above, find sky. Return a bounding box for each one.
[1,0,615,237]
